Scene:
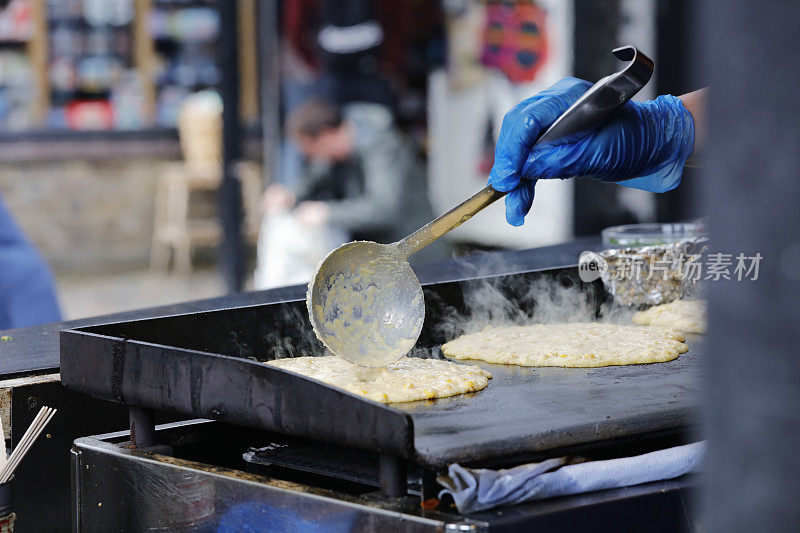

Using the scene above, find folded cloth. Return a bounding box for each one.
[438,441,705,514]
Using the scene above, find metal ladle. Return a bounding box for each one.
[307,46,654,367]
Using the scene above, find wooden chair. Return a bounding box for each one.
[150,92,261,274]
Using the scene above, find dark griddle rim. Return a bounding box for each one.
[58,265,582,462]
[60,328,416,458]
[59,262,699,469]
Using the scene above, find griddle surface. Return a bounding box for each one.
[60,261,702,470]
[401,338,701,468]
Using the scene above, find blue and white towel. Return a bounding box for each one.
[438,441,705,514]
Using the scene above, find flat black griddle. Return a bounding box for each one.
[60,266,701,470]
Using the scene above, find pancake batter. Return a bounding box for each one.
[266,355,492,403]
[441,322,688,367]
[632,299,706,334]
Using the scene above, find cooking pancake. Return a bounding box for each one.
[632,299,706,334]
[441,322,688,368]
[266,356,492,403]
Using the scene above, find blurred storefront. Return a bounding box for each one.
[0,0,260,131]
[0,0,260,274]
[0,0,691,278]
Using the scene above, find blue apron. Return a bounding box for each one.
[0,194,61,329]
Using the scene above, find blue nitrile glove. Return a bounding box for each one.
[489,77,695,226]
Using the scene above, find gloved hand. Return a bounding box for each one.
[489,77,695,226]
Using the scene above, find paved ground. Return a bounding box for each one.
[56,268,230,320]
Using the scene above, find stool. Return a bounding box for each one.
[149,161,262,275]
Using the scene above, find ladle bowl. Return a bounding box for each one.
[307,241,425,367]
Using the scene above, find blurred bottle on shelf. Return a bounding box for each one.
[0,0,33,130]
[112,70,146,129]
[0,0,32,42]
[149,2,220,127]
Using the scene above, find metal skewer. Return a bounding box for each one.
[0,406,57,483]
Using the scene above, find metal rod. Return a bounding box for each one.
[128,406,155,448]
[421,469,440,506]
[395,185,505,258]
[218,0,245,293]
[258,0,280,186]
[378,454,407,498]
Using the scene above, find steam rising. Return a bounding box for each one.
[428,255,634,346]
[259,302,322,361]
[258,253,633,361]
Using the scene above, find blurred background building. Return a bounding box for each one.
[0,0,694,321]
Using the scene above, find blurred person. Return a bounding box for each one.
[284,0,409,108]
[279,0,409,190]
[254,98,442,289]
[487,77,705,226]
[0,195,61,329]
[0,0,60,330]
